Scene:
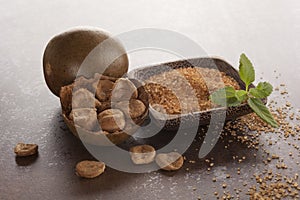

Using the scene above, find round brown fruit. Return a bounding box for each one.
[43,27,129,97]
[130,145,156,165]
[98,109,126,132]
[155,152,184,171]
[75,160,105,179]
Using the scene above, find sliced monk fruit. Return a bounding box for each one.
[130,145,156,165]
[155,152,184,171]
[75,160,105,179]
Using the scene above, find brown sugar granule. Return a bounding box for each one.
[144,67,240,114]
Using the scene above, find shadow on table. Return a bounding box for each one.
[47,109,93,160]
[15,153,39,166]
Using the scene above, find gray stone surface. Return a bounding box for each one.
[0,1,299,199]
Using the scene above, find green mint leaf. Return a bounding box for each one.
[235,90,248,102]
[239,53,255,91]
[227,97,242,107]
[249,82,273,98]
[210,86,241,107]
[247,97,279,128]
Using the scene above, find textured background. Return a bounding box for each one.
[0,1,299,199]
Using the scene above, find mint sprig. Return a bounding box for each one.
[239,53,255,92]
[247,98,278,128]
[249,82,273,98]
[210,86,240,107]
[210,53,279,128]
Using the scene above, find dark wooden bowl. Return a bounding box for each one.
[128,57,266,131]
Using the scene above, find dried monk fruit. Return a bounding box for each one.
[59,73,148,145]
[60,86,101,113]
[75,160,105,178]
[111,78,138,102]
[98,109,125,132]
[72,88,101,109]
[95,79,114,101]
[113,99,146,119]
[155,152,184,171]
[130,145,156,164]
[14,143,38,157]
[70,108,98,131]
